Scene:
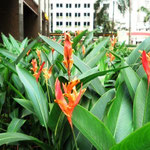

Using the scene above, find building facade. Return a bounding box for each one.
[0,0,50,41]
[50,0,95,32]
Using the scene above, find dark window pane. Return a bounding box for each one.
[75,4,77,8]
[88,4,90,8]
[56,4,59,7]
[78,22,80,26]
[84,4,86,8]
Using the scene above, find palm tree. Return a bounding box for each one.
[94,0,129,32]
[138,6,150,23]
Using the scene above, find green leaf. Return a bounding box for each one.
[121,61,140,100]
[0,49,28,66]
[0,92,5,114]
[127,37,150,65]
[0,132,50,149]
[15,37,40,64]
[91,89,115,120]
[39,34,105,95]
[7,118,26,132]
[111,122,150,150]
[48,103,61,131]
[105,83,133,143]
[72,105,116,150]
[78,66,129,86]
[85,38,109,63]
[9,34,20,53]
[20,37,28,50]
[1,33,12,51]
[76,89,116,150]
[16,66,49,127]
[72,30,87,49]
[14,98,34,114]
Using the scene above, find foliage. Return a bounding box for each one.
[0,31,150,150]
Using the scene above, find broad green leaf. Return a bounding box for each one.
[111,122,150,150]
[39,34,105,95]
[16,66,49,128]
[76,89,115,150]
[15,37,40,64]
[72,30,87,49]
[0,49,28,66]
[1,33,12,51]
[91,89,115,120]
[7,118,26,132]
[6,81,25,99]
[133,78,147,130]
[20,37,28,50]
[72,105,116,150]
[48,103,61,131]
[85,38,109,63]
[14,98,34,114]
[9,34,20,53]
[0,132,50,149]
[87,48,106,68]
[127,37,150,65]
[105,83,133,143]
[78,66,129,86]
[121,61,140,100]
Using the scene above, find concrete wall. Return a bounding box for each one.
[0,0,20,40]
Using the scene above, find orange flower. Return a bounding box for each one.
[31,59,45,82]
[36,50,41,64]
[27,49,31,56]
[43,65,53,81]
[110,37,117,48]
[141,51,150,88]
[52,37,56,54]
[63,32,73,77]
[35,62,45,82]
[55,78,86,128]
[106,53,115,62]
[31,59,38,74]
[82,45,85,55]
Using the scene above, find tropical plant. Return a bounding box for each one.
[0,31,150,150]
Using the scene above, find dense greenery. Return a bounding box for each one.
[0,31,150,150]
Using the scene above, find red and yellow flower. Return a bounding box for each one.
[63,32,74,77]
[55,78,86,128]
[140,50,150,87]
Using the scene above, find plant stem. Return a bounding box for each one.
[46,80,51,103]
[46,126,51,146]
[71,127,78,150]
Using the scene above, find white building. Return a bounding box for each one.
[50,0,95,32]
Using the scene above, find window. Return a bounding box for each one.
[60,13,63,17]
[69,4,72,8]
[69,13,71,17]
[75,22,77,26]
[87,22,90,26]
[66,4,68,8]
[88,13,90,17]
[66,22,68,26]
[51,4,53,10]
[78,13,80,17]
[56,4,59,7]
[60,22,63,26]
[56,22,59,26]
[75,4,77,8]
[88,4,90,8]
[84,22,86,26]
[84,13,86,17]
[78,4,80,8]
[75,13,77,17]
[66,13,68,17]
[56,13,59,17]
[84,4,86,8]
[69,22,71,26]
[78,22,80,26]
[60,3,63,7]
